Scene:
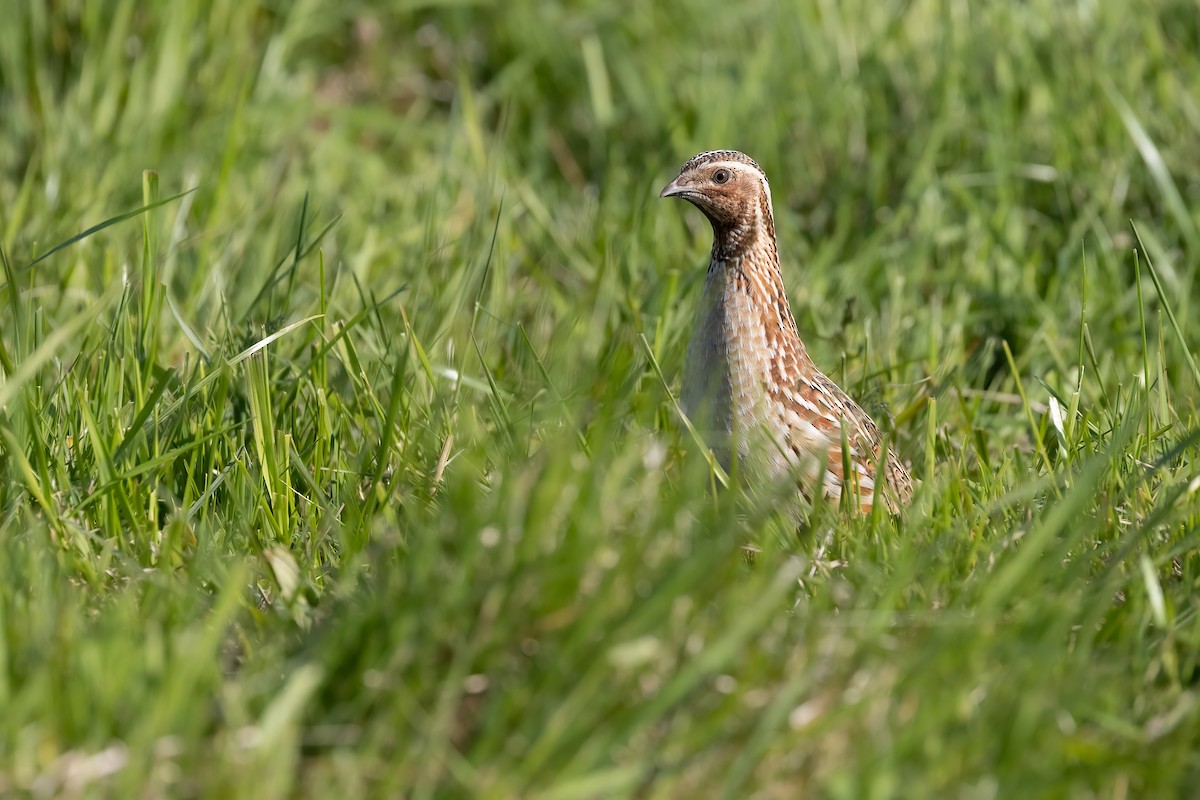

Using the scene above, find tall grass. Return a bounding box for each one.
[2,0,1199,796]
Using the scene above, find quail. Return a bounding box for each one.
[661,150,913,513]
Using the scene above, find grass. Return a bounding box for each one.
[2,0,1200,796]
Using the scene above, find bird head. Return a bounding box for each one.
[660,150,776,257]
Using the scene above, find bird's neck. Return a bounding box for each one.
[706,207,789,329]
[703,205,813,374]
[707,189,777,264]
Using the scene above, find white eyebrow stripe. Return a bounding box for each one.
[701,160,766,178]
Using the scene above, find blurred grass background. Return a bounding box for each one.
[2,0,1200,796]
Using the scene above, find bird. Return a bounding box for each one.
[660,150,912,514]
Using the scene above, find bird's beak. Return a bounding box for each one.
[659,176,687,198]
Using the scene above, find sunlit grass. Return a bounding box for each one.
[2,1,1200,797]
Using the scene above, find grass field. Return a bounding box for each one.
[3,1,1200,797]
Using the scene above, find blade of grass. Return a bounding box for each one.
[1132,223,1200,392]
[16,187,199,278]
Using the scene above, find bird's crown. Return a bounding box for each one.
[677,150,764,176]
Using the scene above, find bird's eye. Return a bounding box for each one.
[712,168,731,184]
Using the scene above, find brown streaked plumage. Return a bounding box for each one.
[660,150,913,513]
